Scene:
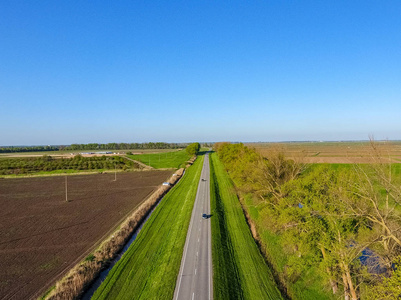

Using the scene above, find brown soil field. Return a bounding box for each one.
[0,170,172,300]
[250,141,401,163]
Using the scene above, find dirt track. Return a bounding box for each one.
[0,171,172,300]
[122,155,153,169]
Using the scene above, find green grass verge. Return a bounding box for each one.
[210,152,283,300]
[92,155,204,300]
[38,286,55,300]
[127,150,192,169]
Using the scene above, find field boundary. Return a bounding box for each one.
[237,195,290,299]
[126,149,194,169]
[0,168,151,179]
[39,167,186,300]
[120,155,153,169]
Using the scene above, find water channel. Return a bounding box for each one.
[81,204,156,299]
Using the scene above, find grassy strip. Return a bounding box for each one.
[210,154,243,299]
[210,153,283,300]
[127,150,192,169]
[92,155,204,299]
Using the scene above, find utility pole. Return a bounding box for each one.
[114,164,117,181]
[65,175,68,202]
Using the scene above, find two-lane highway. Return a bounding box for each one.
[174,153,212,300]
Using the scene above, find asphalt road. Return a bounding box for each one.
[174,153,213,300]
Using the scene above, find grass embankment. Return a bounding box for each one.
[210,152,283,300]
[127,150,191,169]
[92,155,204,300]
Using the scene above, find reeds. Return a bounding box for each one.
[186,156,196,168]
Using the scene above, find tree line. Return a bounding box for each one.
[0,155,137,175]
[186,142,200,156]
[0,142,186,153]
[214,141,401,300]
[64,142,185,151]
[0,145,60,153]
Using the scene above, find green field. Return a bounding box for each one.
[127,150,192,169]
[92,154,204,300]
[210,152,283,300]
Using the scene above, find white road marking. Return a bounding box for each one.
[174,188,197,300]
[174,153,212,300]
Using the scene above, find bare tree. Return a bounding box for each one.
[250,146,306,203]
[339,138,401,269]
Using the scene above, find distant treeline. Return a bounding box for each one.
[0,146,60,153]
[0,143,187,153]
[0,155,137,175]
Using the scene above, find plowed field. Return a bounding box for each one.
[0,171,172,300]
[252,141,401,163]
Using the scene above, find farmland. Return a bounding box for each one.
[0,170,172,300]
[127,149,192,169]
[210,152,282,299]
[92,155,203,300]
[251,141,401,163]
[0,155,140,176]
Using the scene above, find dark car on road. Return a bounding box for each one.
[202,213,208,219]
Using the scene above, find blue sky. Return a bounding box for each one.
[1,1,400,145]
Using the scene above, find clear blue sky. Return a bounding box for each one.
[1,1,400,145]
